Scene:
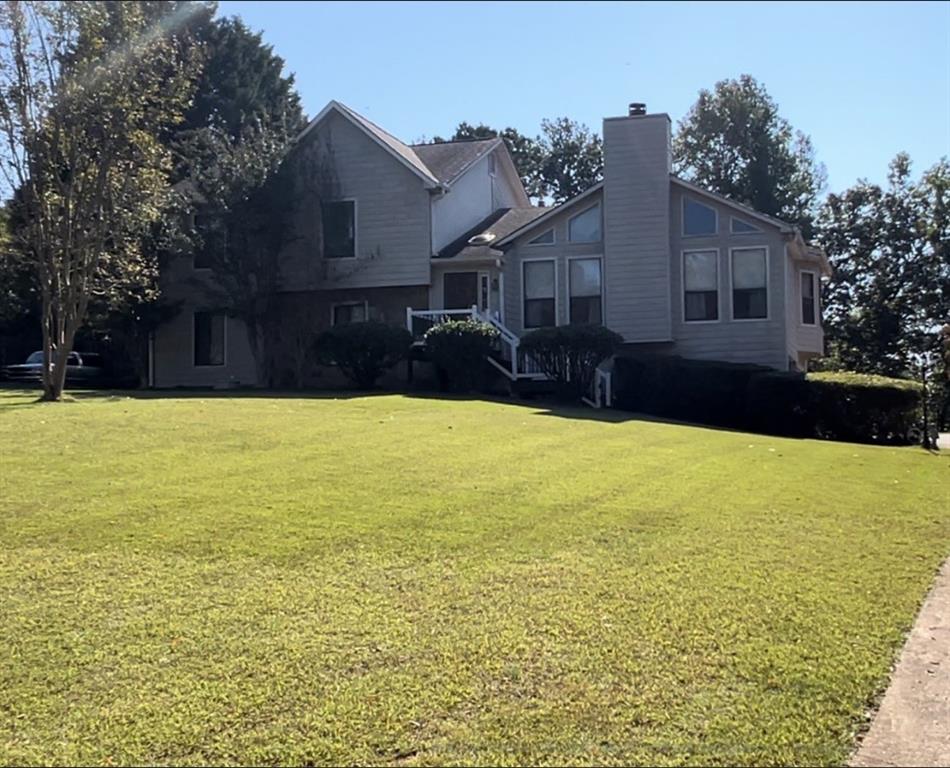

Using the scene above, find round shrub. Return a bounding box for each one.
[316,321,412,389]
[424,319,499,392]
[520,324,622,401]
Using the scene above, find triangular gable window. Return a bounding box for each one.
[528,228,555,246]
[731,217,761,234]
[683,198,717,236]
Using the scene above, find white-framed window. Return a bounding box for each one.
[801,270,817,325]
[321,200,356,259]
[731,217,761,234]
[193,310,226,367]
[331,301,368,326]
[523,259,556,328]
[683,250,719,322]
[731,247,768,320]
[683,197,717,236]
[568,257,602,325]
[527,228,555,246]
[568,204,602,243]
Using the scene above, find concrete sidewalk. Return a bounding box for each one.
[851,559,950,766]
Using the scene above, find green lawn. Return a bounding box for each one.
[1,388,947,766]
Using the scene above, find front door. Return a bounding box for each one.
[443,271,478,310]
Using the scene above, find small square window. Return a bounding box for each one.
[332,302,367,325]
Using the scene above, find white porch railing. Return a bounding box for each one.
[406,306,548,381]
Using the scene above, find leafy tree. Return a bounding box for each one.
[537,117,604,204]
[175,11,306,385]
[674,75,826,237]
[0,0,201,400]
[433,118,604,204]
[816,154,949,425]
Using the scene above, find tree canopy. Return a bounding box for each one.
[433,117,603,205]
[673,75,826,237]
[816,153,949,380]
[0,0,201,399]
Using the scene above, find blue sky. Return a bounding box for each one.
[217,0,950,193]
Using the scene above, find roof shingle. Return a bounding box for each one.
[411,139,501,186]
[436,207,548,260]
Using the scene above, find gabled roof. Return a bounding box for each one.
[411,138,502,186]
[295,100,441,188]
[436,207,548,260]
[671,176,795,233]
[495,182,604,247]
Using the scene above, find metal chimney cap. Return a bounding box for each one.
[628,102,647,116]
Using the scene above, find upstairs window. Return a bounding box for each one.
[527,228,555,246]
[731,217,761,234]
[683,250,718,322]
[194,311,225,367]
[569,258,602,324]
[322,200,356,259]
[568,204,602,243]
[801,271,817,325]
[683,198,717,236]
[523,260,556,328]
[732,248,768,320]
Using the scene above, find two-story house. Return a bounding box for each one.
[149,100,829,388]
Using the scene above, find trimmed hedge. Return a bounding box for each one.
[424,319,499,392]
[613,354,770,428]
[806,371,923,444]
[613,353,923,445]
[315,321,412,389]
[520,325,623,401]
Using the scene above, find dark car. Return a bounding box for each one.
[2,350,108,387]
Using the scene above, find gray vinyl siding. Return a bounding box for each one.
[279,109,432,291]
[501,191,604,335]
[669,187,789,370]
[602,115,672,342]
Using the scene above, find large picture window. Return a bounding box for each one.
[731,248,768,320]
[523,260,556,328]
[321,200,356,258]
[568,204,602,243]
[194,311,225,366]
[569,258,602,324]
[801,271,816,325]
[683,250,718,322]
